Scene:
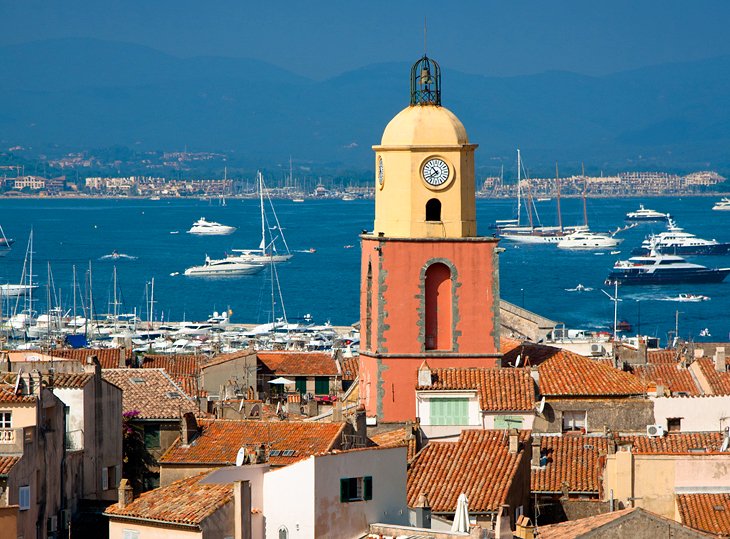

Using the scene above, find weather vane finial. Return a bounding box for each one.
[424,16,427,55]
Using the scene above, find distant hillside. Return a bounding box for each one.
[1,38,729,174]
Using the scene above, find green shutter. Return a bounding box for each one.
[340,478,348,502]
[363,476,373,500]
[295,377,307,394]
[495,415,524,429]
[314,376,329,395]
[430,398,468,426]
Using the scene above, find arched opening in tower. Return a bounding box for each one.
[425,198,442,222]
[424,262,452,350]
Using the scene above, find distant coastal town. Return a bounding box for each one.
[0,168,726,199]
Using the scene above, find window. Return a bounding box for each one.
[340,476,372,502]
[667,417,682,433]
[123,530,140,539]
[314,376,329,395]
[562,410,587,432]
[0,412,11,429]
[426,198,441,221]
[494,415,524,429]
[18,485,30,510]
[424,262,452,351]
[295,377,307,395]
[430,398,468,426]
[143,424,161,449]
[102,466,118,490]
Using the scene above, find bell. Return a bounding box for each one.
[420,67,433,85]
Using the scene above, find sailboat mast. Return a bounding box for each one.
[88,260,94,339]
[582,163,589,228]
[27,229,33,326]
[259,171,266,254]
[113,265,118,331]
[72,265,77,334]
[47,261,52,341]
[555,162,563,231]
[516,149,522,225]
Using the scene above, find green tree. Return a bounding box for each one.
[122,410,156,494]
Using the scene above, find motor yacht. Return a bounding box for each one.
[184,255,265,276]
[712,197,730,211]
[557,231,622,250]
[606,250,730,285]
[625,205,670,222]
[630,219,730,256]
[187,218,236,236]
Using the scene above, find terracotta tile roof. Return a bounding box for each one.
[694,358,730,395]
[340,356,359,382]
[418,368,535,411]
[201,349,255,369]
[257,352,339,377]
[538,351,645,397]
[407,429,527,513]
[370,426,419,461]
[159,419,345,466]
[105,472,231,527]
[631,363,700,396]
[535,508,636,538]
[50,372,94,389]
[532,435,609,494]
[51,348,130,369]
[622,432,725,454]
[142,354,206,378]
[677,493,730,537]
[647,350,681,364]
[102,369,199,420]
[501,339,565,368]
[0,386,36,403]
[0,456,20,476]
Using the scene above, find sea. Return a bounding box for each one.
[0,195,728,345]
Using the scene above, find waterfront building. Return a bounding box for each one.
[359,55,501,424]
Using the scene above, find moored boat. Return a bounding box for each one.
[606,249,730,285]
[625,204,670,222]
[187,217,236,236]
[712,197,730,211]
[183,256,265,276]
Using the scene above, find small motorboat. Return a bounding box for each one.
[184,255,265,276]
[565,284,594,292]
[674,293,710,302]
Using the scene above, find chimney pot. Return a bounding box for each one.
[508,428,519,454]
[715,347,726,373]
[118,478,134,508]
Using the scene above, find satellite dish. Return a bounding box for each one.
[722,437,730,453]
[536,396,546,415]
[515,354,522,368]
[238,398,245,412]
[235,447,246,467]
[13,368,23,395]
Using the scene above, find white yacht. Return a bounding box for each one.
[631,219,730,256]
[557,231,622,250]
[625,205,670,222]
[0,284,38,298]
[184,255,265,276]
[187,218,236,236]
[712,197,730,211]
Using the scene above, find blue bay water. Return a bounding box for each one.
[0,196,728,343]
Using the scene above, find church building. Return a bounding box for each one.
[359,55,502,424]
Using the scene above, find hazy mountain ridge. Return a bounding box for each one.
[2,38,729,173]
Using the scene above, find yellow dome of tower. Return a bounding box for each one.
[381,105,469,147]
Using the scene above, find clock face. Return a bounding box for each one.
[377,156,384,189]
[422,158,450,186]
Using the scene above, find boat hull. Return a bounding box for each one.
[606,267,730,285]
[631,243,730,256]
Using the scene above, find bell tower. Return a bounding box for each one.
[360,55,502,424]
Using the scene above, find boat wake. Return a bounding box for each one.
[565,284,594,292]
[99,251,138,261]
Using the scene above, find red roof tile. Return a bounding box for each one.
[647,350,681,364]
[501,339,567,368]
[257,352,338,377]
[677,493,730,537]
[105,472,231,527]
[0,456,20,476]
[532,435,609,494]
[51,348,130,369]
[102,369,200,420]
[159,419,345,466]
[538,351,645,397]
[201,350,255,369]
[631,363,700,396]
[370,426,420,461]
[340,356,359,382]
[407,429,527,513]
[694,358,730,395]
[622,432,725,454]
[142,354,206,378]
[418,368,535,411]
[50,372,94,389]
[0,386,36,403]
[536,508,636,538]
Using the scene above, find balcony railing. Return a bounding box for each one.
[0,429,16,444]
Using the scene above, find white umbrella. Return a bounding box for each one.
[268,377,295,385]
[450,493,470,533]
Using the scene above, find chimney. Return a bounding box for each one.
[180,412,198,445]
[531,436,541,468]
[715,347,726,373]
[515,515,535,539]
[119,347,127,368]
[417,360,432,387]
[256,443,267,463]
[638,337,648,365]
[412,492,431,529]
[234,480,252,539]
[118,478,134,508]
[655,383,665,397]
[332,400,343,423]
[494,504,512,539]
[353,404,367,445]
[508,428,519,454]
[83,355,102,378]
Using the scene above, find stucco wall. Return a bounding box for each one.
[651,395,730,432]
[109,520,203,539]
[534,398,654,434]
[202,355,257,399]
[263,457,315,538]
[0,506,17,538]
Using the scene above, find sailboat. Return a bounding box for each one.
[0,225,14,257]
[499,154,586,243]
[227,171,293,265]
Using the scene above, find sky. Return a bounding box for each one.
[2,0,730,79]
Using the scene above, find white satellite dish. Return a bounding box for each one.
[722,437,730,453]
[535,396,546,415]
[235,447,246,467]
[514,354,522,368]
[238,398,245,412]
